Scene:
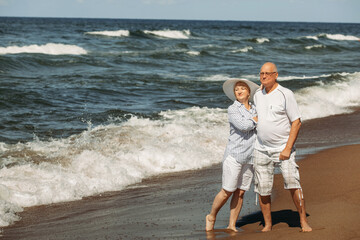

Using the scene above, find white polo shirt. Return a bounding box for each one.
[254,84,301,152]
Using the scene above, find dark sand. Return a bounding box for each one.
[1,110,360,239]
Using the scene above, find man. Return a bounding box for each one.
[253,62,312,232]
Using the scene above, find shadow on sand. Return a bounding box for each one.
[237,209,309,229]
[205,209,310,239]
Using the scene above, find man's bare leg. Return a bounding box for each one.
[227,189,245,232]
[259,195,272,232]
[206,189,233,231]
[290,189,312,232]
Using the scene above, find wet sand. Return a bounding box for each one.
[1,110,360,239]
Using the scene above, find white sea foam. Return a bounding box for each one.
[199,73,329,83]
[277,74,332,81]
[86,30,130,37]
[239,75,259,82]
[296,72,360,120]
[0,198,22,227]
[231,46,253,53]
[303,33,359,41]
[320,33,359,41]
[143,29,191,39]
[256,38,269,44]
[304,35,319,40]
[187,50,200,56]
[305,44,326,50]
[0,43,87,55]
[200,74,230,82]
[240,74,332,82]
[0,107,228,227]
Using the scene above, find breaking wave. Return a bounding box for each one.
[0,43,87,55]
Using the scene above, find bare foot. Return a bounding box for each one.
[206,214,215,231]
[226,226,238,232]
[301,221,312,232]
[261,225,272,232]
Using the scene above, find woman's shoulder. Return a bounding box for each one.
[227,101,237,110]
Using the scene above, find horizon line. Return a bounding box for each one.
[0,15,359,25]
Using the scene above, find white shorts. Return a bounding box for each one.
[222,155,254,192]
[253,149,301,196]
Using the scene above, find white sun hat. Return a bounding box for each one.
[223,78,260,102]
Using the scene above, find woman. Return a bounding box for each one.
[206,79,259,232]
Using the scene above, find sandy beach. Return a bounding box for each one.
[1,110,360,240]
[227,144,360,240]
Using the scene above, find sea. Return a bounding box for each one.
[0,17,359,227]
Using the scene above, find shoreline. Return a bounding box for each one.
[1,110,360,239]
[2,144,359,239]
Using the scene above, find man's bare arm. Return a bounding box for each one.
[279,118,301,160]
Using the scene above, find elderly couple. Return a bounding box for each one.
[205,62,312,233]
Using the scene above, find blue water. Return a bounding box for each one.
[1,17,359,143]
[0,17,360,227]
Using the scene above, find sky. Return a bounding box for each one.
[0,0,359,23]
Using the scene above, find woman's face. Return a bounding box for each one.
[234,82,250,103]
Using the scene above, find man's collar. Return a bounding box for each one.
[264,82,279,94]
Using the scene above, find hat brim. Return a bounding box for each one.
[223,78,260,102]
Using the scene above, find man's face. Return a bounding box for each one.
[260,64,278,88]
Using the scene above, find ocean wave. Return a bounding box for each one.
[0,43,87,55]
[186,50,200,56]
[231,46,253,53]
[0,107,227,227]
[240,74,331,82]
[143,29,191,39]
[85,30,130,37]
[200,74,230,82]
[277,74,331,82]
[304,35,319,41]
[303,33,359,41]
[296,72,360,120]
[255,38,269,44]
[0,198,22,227]
[305,44,326,50]
[320,33,359,41]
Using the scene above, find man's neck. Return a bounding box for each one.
[265,82,279,94]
